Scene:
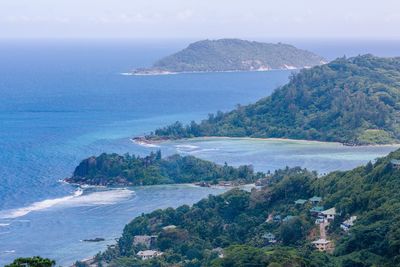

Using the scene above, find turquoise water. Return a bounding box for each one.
[0,40,400,266]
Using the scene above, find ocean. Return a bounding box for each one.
[0,39,399,266]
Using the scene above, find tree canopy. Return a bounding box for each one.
[66,151,263,186]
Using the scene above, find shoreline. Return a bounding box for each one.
[132,136,400,148]
[124,67,299,76]
[63,177,255,190]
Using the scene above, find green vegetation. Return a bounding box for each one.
[93,149,400,266]
[66,151,263,186]
[5,257,55,267]
[150,55,400,145]
[133,39,325,74]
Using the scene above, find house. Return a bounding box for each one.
[340,216,357,232]
[212,247,224,258]
[137,250,163,260]
[315,216,325,224]
[309,196,322,205]
[321,208,336,221]
[266,214,273,223]
[218,181,233,186]
[391,159,400,169]
[273,215,282,223]
[312,239,332,252]
[310,206,324,216]
[262,232,277,244]
[294,199,307,205]
[133,235,157,248]
[162,225,177,231]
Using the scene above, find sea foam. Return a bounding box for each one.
[0,188,134,219]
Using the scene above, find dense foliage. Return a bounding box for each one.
[151,55,400,145]
[66,151,263,186]
[5,256,55,267]
[95,149,400,266]
[134,39,324,73]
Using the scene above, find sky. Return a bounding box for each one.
[0,0,399,39]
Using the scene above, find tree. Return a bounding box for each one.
[5,257,55,267]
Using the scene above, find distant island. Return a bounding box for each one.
[131,39,326,75]
[145,55,400,145]
[65,151,264,186]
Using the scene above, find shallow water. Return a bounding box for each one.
[157,137,399,175]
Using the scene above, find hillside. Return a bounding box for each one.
[90,149,400,267]
[132,39,325,74]
[65,151,263,186]
[150,55,400,145]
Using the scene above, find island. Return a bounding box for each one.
[82,148,400,267]
[145,55,400,145]
[131,39,326,75]
[65,151,264,186]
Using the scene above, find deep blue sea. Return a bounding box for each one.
[1,39,400,266]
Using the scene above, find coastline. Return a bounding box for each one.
[132,136,400,148]
[124,67,299,76]
[63,175,256,189]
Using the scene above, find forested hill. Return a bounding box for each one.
[132,39,325,74]
[151,55,400,145]
[65,151,262,186]
[92,148,400,267]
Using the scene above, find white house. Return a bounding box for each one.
[312,239,332,252]
[321,208,336,221]
[162,225,177,231]
[340,216,357,232]
[137,250,163,260]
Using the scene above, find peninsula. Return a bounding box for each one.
[65,151,263,186]
[132,39,326,75]
[146,55,400,145]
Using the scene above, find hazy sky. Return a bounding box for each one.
[0,0,399,39]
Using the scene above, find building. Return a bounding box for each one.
[266,213,273,223]
[340,216,357,232]
[137,250,163,260]
[262,232,277,244]
[312,239,332,252]
[309,196,322,205]
[321,208,336,221]
[310,206,324,216]
[391,159,400,169]
[294,199,307,205]
[273,215,282,223]
[315,216,325,224]
[212,247,224,258]
[133,235,157,248]
[162,225,177,231]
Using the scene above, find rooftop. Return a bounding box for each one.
[294,199,307,204]
[322,207,336,215]
[137,250,162,256]
[312,238,331,245]
[309,196,322,202]
[262,232,276,239]
[391,159,400,165]
[310,206,324,212]
[163,225,177,230]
